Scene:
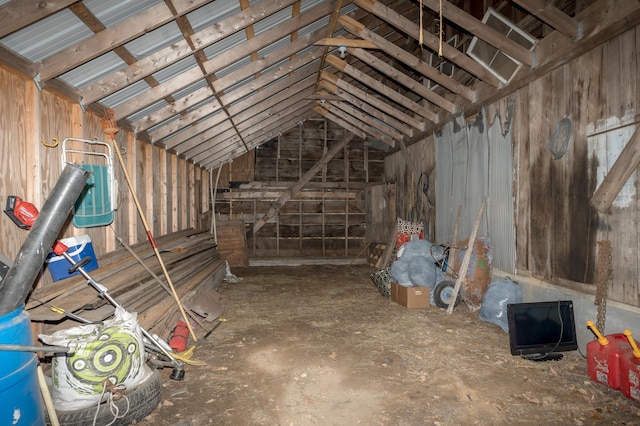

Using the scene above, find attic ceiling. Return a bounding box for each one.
[0,0,594,170]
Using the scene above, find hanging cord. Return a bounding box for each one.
[438,0,443,56]
[93,381,130,426]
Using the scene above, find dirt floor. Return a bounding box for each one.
[137,265,640,425]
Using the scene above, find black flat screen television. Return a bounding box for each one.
[507,300,578,360]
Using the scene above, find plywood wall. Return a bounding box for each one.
[0,65,209,290]
[385,26,640,308]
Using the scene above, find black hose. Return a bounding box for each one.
[0,164,90,316]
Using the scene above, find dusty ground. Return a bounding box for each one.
[137,265,640,425]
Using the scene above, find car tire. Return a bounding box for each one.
[47,368,162,426]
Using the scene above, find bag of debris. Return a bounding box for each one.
[477,277,522,332]
[39,306,153,410]
[391,240,444,288]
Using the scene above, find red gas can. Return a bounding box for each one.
[620,330,640,402]
[586,321,630,390]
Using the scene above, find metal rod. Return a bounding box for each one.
[61,252,184,371]
[0,344,70,353]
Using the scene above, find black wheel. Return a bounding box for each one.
[433,280,462,309]
[47,368,162,426]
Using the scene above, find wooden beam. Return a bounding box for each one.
[162,109,228,150]
[315,37,378,49]
[512,0,580,40]
[149,99,223,142]
[0,0,80,38]
[131,87,214,132]
[314,106,366,140]
[319,81,413,137]
[80,0,299,105]
[420,0,534,67]
[225,65,317,116]
[202,1,336,75]
[326,54,438,122]
[321,71,425,130]
[338,15,475,101]
[327,100,403,141]
[349,47,456,113]
[591,127,640,212]
[316,104,393,145]
[352,0,501,88]
[252,131,355,234]
[112,67,204,119]
[220,54,321,106]
[32,3,176,82]
[213,42,325,94]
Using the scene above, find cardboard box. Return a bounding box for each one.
[391,282,430,309]
[45,235,98,281]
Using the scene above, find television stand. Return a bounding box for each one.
[521,353,563,362]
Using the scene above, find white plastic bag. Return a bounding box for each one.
[39,307,152,410]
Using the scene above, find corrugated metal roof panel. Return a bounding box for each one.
[216,57,253,79]
[83,0,164,28]
[124,21,183,59]
[58,51,127,89]
[172,80,209,100]
[253,7,293,35]
[299,15,330,37]
[151,56,199,84]
[101,79,151,108]
[202,31,247,60]
[127,99,170,123]
[187,0,242,32]
[0,9,92,62]
[257,37,289,58]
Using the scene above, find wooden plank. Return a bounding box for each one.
[338,15,475,101]
[0,0,79,38]
[112,67,204,119]
[162,109,228,150]
[33,3,175,82]
[315,37,378,48]
[322,71,425,130]
[149,99,223,142]
[327,100,403,141]
[353,0,501,88]
[349,47,457,113]
[512,0,580,40]
[325,54,438,122]
[319,81,413,136]
[212,26,327,94]
[252,132,355,233]
[131,87,213,132]
[315,106,368,141]
[202,1,336,75]
[447,200,485,314]
[420,0,533,67]
[591,127,640,212]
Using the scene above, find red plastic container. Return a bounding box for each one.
[586,321,633,391]
[620,330,640,402]
[587,333,630,390]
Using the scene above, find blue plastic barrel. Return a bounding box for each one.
[0,306,45,425]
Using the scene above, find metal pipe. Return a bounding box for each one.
[0,344,70,353]
[0,164,90,316]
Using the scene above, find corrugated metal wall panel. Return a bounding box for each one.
[487,112,516,273]
[435,108,516,272]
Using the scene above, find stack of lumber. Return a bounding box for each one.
[26,229,226,338]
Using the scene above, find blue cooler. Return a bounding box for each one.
[45,235,98,281]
